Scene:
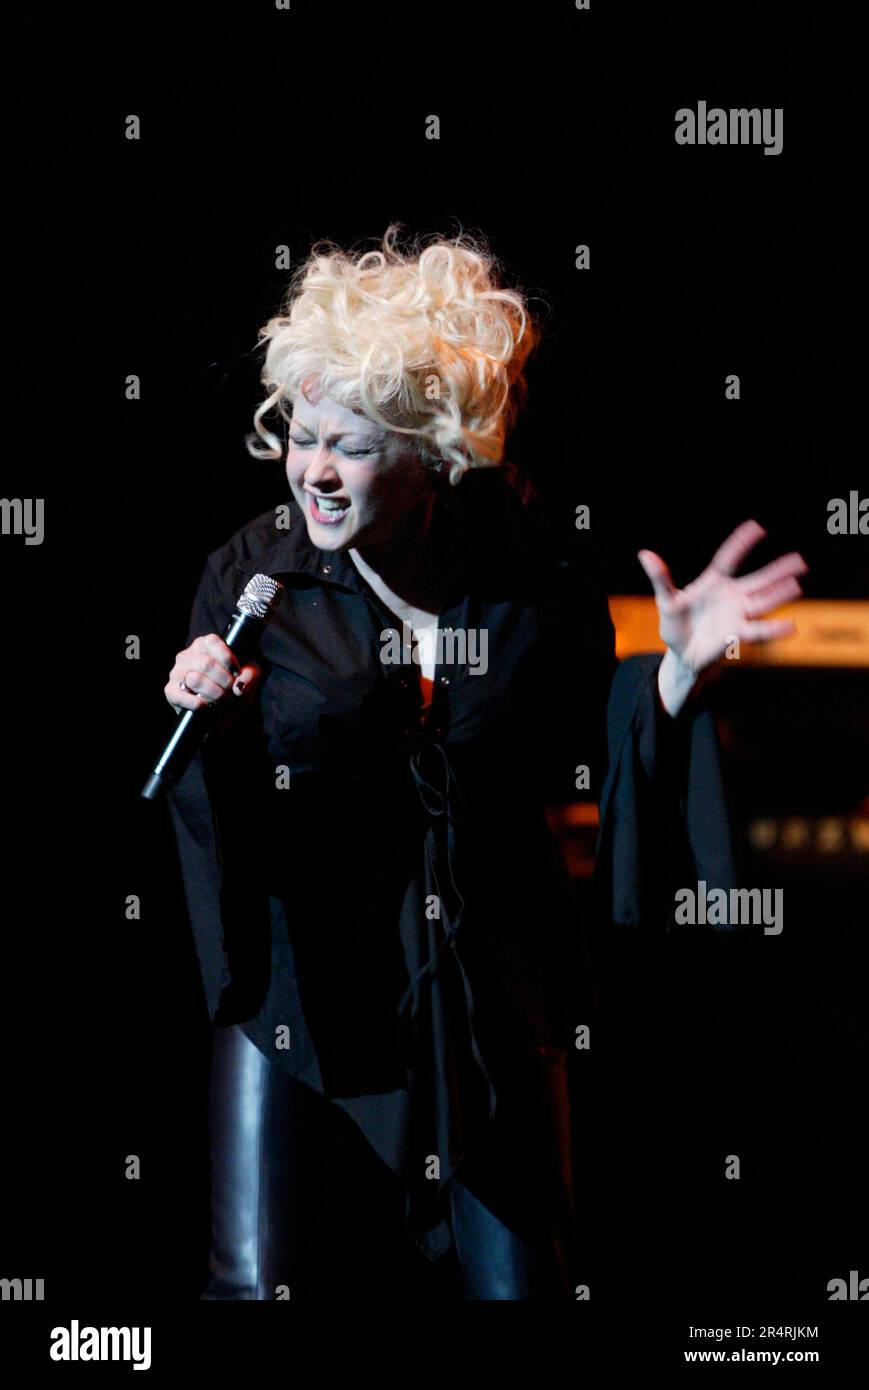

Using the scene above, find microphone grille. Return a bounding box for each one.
[236,573,285,620]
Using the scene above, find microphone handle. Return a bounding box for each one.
[140,610,266,802]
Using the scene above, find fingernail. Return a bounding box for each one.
[234,680,246,694]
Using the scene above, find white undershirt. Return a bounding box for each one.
[348,549,440,680]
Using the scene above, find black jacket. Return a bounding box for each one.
[166,468,739,1260]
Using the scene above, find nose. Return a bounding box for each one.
[302,446,342,490]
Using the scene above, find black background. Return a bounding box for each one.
[2,0,866,1368]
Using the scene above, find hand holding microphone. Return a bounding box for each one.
[141,572,284,801]
[165,631,262,734]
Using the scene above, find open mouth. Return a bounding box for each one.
[309,494,351,525]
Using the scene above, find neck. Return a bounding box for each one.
[350,489,448,609]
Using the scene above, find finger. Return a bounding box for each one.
[165,677,200,712]
[194,633,243,679]
[166,683,212,714]
[636,549,677,601]
[184,644,239,694]
[740,552,809,595]
[707,519,767,576]
[231,662,261,697]
[739,618,797,642]
[180,669,226,704]
[743,575,803,616]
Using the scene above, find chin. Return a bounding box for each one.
[305,519,354,549]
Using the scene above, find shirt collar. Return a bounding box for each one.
[249,495,372,595]
[249,468,529,601]
[256,491,471,602]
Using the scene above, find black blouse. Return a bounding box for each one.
[166,467,739,1261]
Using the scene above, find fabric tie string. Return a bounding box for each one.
[400,740,498,1121]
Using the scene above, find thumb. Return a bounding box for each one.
[232,662,261,697]
[636,549,676,601]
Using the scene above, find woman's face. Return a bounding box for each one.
[286,389,437,553]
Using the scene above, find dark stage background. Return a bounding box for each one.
[2,0,866,1368]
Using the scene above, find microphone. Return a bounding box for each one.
[141,572,285,802]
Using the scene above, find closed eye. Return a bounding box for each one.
[290,436,375,457]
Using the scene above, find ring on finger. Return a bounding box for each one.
[180,676,212,702]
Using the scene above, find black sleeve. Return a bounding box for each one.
[592,650,741,936]
[164,549,274,1024]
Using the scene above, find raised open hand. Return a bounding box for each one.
[636,519,808,676]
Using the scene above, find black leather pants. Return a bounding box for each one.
[201,1023,572,1301]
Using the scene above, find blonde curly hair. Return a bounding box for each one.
[246,222,540,486]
